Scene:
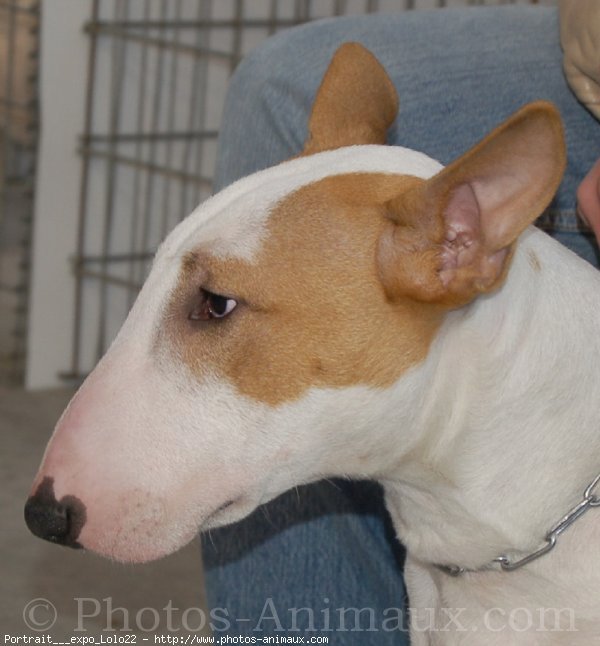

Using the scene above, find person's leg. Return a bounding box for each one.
[204,5,600,643]
[203,481,408,639]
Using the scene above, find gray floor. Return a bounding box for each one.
[1,387,208,637]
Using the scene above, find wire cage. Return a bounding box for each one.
[0,0,39,386]
[58,0,547,381]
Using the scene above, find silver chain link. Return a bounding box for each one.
[439,472,600,577]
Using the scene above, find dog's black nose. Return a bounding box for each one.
[24,477,86,548]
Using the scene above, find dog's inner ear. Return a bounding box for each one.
[377,101,567,307]
[300,42,398,156]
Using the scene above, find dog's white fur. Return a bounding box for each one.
[392,229,600,644]
[29,46,600,644]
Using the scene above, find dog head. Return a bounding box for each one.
[25,43,565,562]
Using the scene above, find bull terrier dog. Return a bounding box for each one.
[25,43,600,644]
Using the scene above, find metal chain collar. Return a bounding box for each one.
[438,472,600,577]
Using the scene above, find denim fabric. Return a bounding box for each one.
[203,481,409,639]
[203,7,600,645]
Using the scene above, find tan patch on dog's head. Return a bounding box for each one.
[162,172,444,406]
[159,39,566,407]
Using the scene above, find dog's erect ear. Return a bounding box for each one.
[301,43,398,156]
[377,101,566,307]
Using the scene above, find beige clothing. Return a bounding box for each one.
[560,0,600,120]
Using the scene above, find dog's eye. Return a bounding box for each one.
[189,289,237,321]
[208,293,237,319]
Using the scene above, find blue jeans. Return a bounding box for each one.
[202,6,600,644]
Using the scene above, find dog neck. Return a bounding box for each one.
[376,227,600,572]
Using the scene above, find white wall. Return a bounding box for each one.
[26,0,92,389]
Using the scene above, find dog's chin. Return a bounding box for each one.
[77,521,201,564]
[74,495,264,563]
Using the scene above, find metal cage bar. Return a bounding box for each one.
[0,0,39,386]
